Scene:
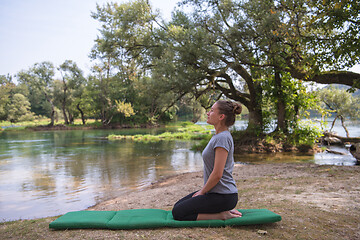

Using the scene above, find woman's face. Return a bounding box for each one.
[206,102,224,125]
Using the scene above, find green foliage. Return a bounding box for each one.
[317,86,360,121]
[17,62,56,125]
[0,118,102,131]
[287,122,323,147]
[176,94,206,122]
[316,85,360,137]
[115,100,135,118]
[90,0,180,125]
[57,60,86,124]
[6,93,34,123]
[307,0,360,69]
[0,75,16,120]
[0,117,49,128]
[108,122,211,142]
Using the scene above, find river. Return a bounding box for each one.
[0,120,358,221]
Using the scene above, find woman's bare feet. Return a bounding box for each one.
[197,209,242,220]
[230,209,242,217]
[221,209,242,220]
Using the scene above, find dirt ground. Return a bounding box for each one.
[1,163,360,239]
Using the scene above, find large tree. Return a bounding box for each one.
[17,62,57,126]
[91,0,182,124]
[175,0,360,130]
[57,60,86,124]
[91,0,359,132]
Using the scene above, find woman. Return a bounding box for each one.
[172,100,242,221]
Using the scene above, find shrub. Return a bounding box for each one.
[288,123,323,147]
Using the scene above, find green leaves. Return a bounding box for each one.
[115,100,135,118]
[318,86,360,121]
[6,93,34,123]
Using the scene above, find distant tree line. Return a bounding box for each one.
[0,0,359,134]
[0,60,204,126]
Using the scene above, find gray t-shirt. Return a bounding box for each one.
[201,130,238,194]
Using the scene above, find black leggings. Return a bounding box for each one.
[172,191,238,221]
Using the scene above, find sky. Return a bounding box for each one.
[0,0,179,77]
[0,0,359,78]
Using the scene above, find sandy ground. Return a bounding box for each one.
[89,163,360,214]
[2,163,360,240]
[85,163,360,239]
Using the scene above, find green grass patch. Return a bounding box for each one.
[108,122,212,142]
[0,118,51,127]
[0,118,100,131]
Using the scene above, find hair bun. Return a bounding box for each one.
[232,103,242,115]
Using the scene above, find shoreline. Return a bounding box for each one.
[87,162,360,212]
[1,163,360,239]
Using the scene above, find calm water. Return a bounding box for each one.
[0,129,204,221]
[0,120,358,221]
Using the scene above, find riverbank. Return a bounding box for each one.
[1,163,359,239]
[0,120,324,154]
[0,119,159,132]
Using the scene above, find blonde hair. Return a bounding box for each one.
[216,100,242,127]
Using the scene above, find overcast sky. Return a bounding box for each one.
[0,0,359,78]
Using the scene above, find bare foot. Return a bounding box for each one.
[220,210,242,220]
[230,209,242,217]
[197,209,242,220]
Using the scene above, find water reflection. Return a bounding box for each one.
[0,129,203,221]
[235,152,315,164]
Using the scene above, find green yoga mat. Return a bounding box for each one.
[49,209,281,230]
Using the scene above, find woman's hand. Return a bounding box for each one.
[192,190,205,197]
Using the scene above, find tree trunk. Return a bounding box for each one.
[330,115,339,132]
[77,103,86,125]
[67,110,74,124]
[49,108,55,126]
[44,92,55,126]
[100,94,108,126]
[275,70,286,132]
[323,132,360,143]
[61,78,69,125]
[101,109,107,125]
[62,103,69,125]
[247,108,263,131]
[339,116,350,138]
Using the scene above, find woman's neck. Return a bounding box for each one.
[214,124,228,134]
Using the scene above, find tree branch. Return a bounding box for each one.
[290,69,360,88]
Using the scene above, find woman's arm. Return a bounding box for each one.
[193,147,228,197]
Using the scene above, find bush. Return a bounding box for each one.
[7,93,35,123]
[288,122,323,147]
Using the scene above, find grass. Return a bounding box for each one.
[108,122,213,142]
[0,118,101,131]
[0,118,52,127]
[0,118,50,131]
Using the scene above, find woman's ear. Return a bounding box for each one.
[219,114,225,121]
